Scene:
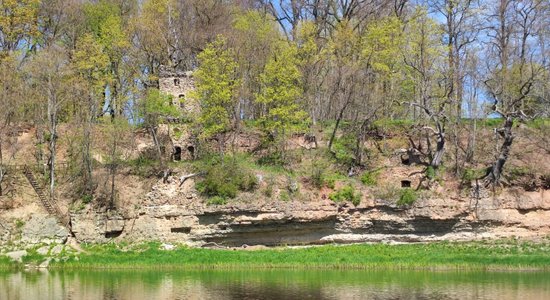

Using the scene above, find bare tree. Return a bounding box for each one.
[482,0,546,186]
[27,46,74,198]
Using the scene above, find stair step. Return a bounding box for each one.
[23,166,67,229]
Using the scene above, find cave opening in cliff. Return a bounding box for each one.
[187,145,195,159]
[174,146,182,161]
[171,227,191,233]
[105,230,123,239]
[401,180,411,188]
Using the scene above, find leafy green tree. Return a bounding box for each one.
[0,56,24,196]
[193,36,240,155]
[100,116,132,208]
[27,46,75,199]
[140,88,180,160]
[70,33,112,194]
[0,0,40,56]
[256,42,308,155]
[83,0,132,118]
[231,10,280,119]
[402,8,448,169]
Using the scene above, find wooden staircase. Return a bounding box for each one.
[22,165,70,228]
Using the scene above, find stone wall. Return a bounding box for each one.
[158,67,198,114]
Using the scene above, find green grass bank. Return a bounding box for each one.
[3,239,550,270]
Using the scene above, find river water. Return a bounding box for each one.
[1,269,550,299]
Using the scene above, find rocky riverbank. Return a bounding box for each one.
[1,188,549,255]
[69,189,550,246]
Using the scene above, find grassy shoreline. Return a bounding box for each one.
[2,240,550,271]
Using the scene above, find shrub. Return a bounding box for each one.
[332,137,355,166]
[310,154,342,189]
[258,151,285,166]
[15,219,25,229]
[263,185,273,198]
[397,188,418,206]
[360,171,379,186]
[126,156,157,177]
[373,185,400,201]
[207,196,227,206]
[462,168,485,182]
[329,185,362,206]
[196,156,258,199]
[82,194,93,204]
[311,167,338,189]
[425,166,436,180]
[279,191,290,201]
[507,166,531,180]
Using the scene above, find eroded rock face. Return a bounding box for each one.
[69,190,550,246]
[21,214,68,245]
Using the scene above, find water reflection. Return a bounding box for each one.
[1,269,550,300]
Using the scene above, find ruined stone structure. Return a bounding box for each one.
[158,66,199,161]
[158,66,198,114]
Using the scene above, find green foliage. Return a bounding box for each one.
[140,88,180,127]
[83,0,129,58]
[329,185,362,206]
[196,156,257,199]
[264,182,273,198]
[257,151,285,166]
[0,0,40,55]
[256,41,308,144]
[311,167,335,189]
[14,219,24,229]
[233,11,279,51]
[361,171,379,186]
[82,194,93,204]
[397,189,418,206]
[477,118,504,128]
[8,240,549,270]
[74,33,111,92]
[507,166,532,181]
[526,118,550,129]
[193,36,239,140]
[125,156,157,177]
[308,152,343,188]
[362,16,404,75]
[295,21,319,65]
[462,168,486,182]
[330,133,357,166]
[207,196,227,206]
[425,166,436,180]
[332,140,355,166]
[279,191,290,202]
[373,185,400,201]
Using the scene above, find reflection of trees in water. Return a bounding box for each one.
[1,270,550,300]
[204,282,326,300]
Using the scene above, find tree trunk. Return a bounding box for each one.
[354,117,372,167]
[83,97,94,193]
[0,140,4,196]
[431,131,445,168]
[48,93,58,199]
[328,101,349,151]
[483,116,514,186]
[109,137,117,208]
[150,126,163,161]
[465,117,476,163]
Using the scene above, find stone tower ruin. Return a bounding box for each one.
[158,66,198,114]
